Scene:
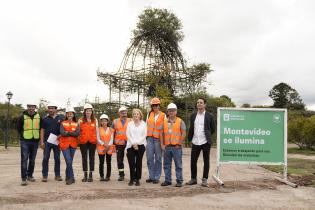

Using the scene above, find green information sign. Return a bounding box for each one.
[218,108,287,165]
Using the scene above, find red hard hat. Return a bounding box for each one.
[150,97,161,105]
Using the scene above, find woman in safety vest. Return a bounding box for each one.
[59,107,79,185]
[146,97,165,184]
[97,114,115,181]
[78,103,103,182]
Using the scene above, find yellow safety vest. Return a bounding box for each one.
[23,113,40,140]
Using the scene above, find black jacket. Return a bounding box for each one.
[188,111,216,144]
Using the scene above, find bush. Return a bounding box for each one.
[288,114,315,149]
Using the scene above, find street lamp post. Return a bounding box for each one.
[5,91,13,149]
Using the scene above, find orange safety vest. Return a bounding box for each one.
[147,111,165,139]
[163,117,183,146]
[113,118,130,145]
[79,118,97,144]
[97,127,115,155]
[59,120,78,150]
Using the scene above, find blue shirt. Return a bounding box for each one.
[42,114,64,141]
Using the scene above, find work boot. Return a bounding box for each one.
[55,176,63,181]
[186,179,197,185]
[152,180,159,184]
[146,178,153,183]
[42,176,48,182]
[82,172,88,182]
[27,176,36,182]
[201,178,209,187]
[161,181,172,186]
[100,176,105,182]
[66,179,72,185]
[135,180,140,186]
[104,176,110,182]
[175,182,183,187]
[128,180,133,186]
[21,180,28,186]
[88,172,93,182]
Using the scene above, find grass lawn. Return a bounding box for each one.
[288,147,315,156]
[262,158,315,187]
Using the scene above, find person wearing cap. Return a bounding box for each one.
[161,103,186,187]
[40,103,64,182]
[186,97,216,187]
[17,103,43,186]
[59,107,80,185]
[78,103,103,182]
[145,97,165,184]
[126,109,147,186]
[111,106,130,181]
[97,114,114,181]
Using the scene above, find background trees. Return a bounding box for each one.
[269,82,305,110]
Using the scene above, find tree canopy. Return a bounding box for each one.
[269,82,305,110]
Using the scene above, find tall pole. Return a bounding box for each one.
[5,98,11,149]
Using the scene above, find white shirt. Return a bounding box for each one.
[126,120,147,149]
[192,111,207,145]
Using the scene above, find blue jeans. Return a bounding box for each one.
[62,148,76,180]
[42,141,61,177]
[163,146,183,184]
[20,140,39,180]
[146,137,162,181]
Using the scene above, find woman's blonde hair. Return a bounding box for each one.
[132,108,143,120]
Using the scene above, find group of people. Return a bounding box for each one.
[17,97,216,188]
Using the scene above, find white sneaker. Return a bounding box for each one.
[201,178,208,187]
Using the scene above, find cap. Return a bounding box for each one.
[150,97,161,105]
[100,114,109,120]
[118,106,127,112]
[65,107,75,113]
[84,103,93,110]
[47,102,58,108]
[167,103,177,110]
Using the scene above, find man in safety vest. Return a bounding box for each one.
[161,103,186,187]
[17,102,42,186]
[112,106,130,181]
[40,103,63,182]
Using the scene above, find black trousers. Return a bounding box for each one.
[127,145,145,181]
[116,145,126,176]
[98,154,112,178]
[80,142,96,172]
[190,142,211,179]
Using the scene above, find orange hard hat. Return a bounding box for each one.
[150,97,161,105]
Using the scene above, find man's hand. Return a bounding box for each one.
[160,144,165,151]
[40,142,45,150]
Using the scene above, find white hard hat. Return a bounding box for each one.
[27,103,37,107]
[65,107,75,113]
[100,114,109,120]
[118,106,127,112]
[47,102,58,108]
[167,103,177,110]
[84,103,93,110]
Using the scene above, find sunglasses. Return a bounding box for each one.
[152,104,160,107]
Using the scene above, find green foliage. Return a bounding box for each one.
[0,103,24,144]
[241,103,251,108]
[288,113,315,149]
[269,82,305,110]
[133,8,184,49]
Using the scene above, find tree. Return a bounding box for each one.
[269,82,305,110]
[97,8,213,104]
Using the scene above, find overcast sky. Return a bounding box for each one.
[1,0,314,110]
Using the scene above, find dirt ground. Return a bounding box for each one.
[0,147,314,210]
